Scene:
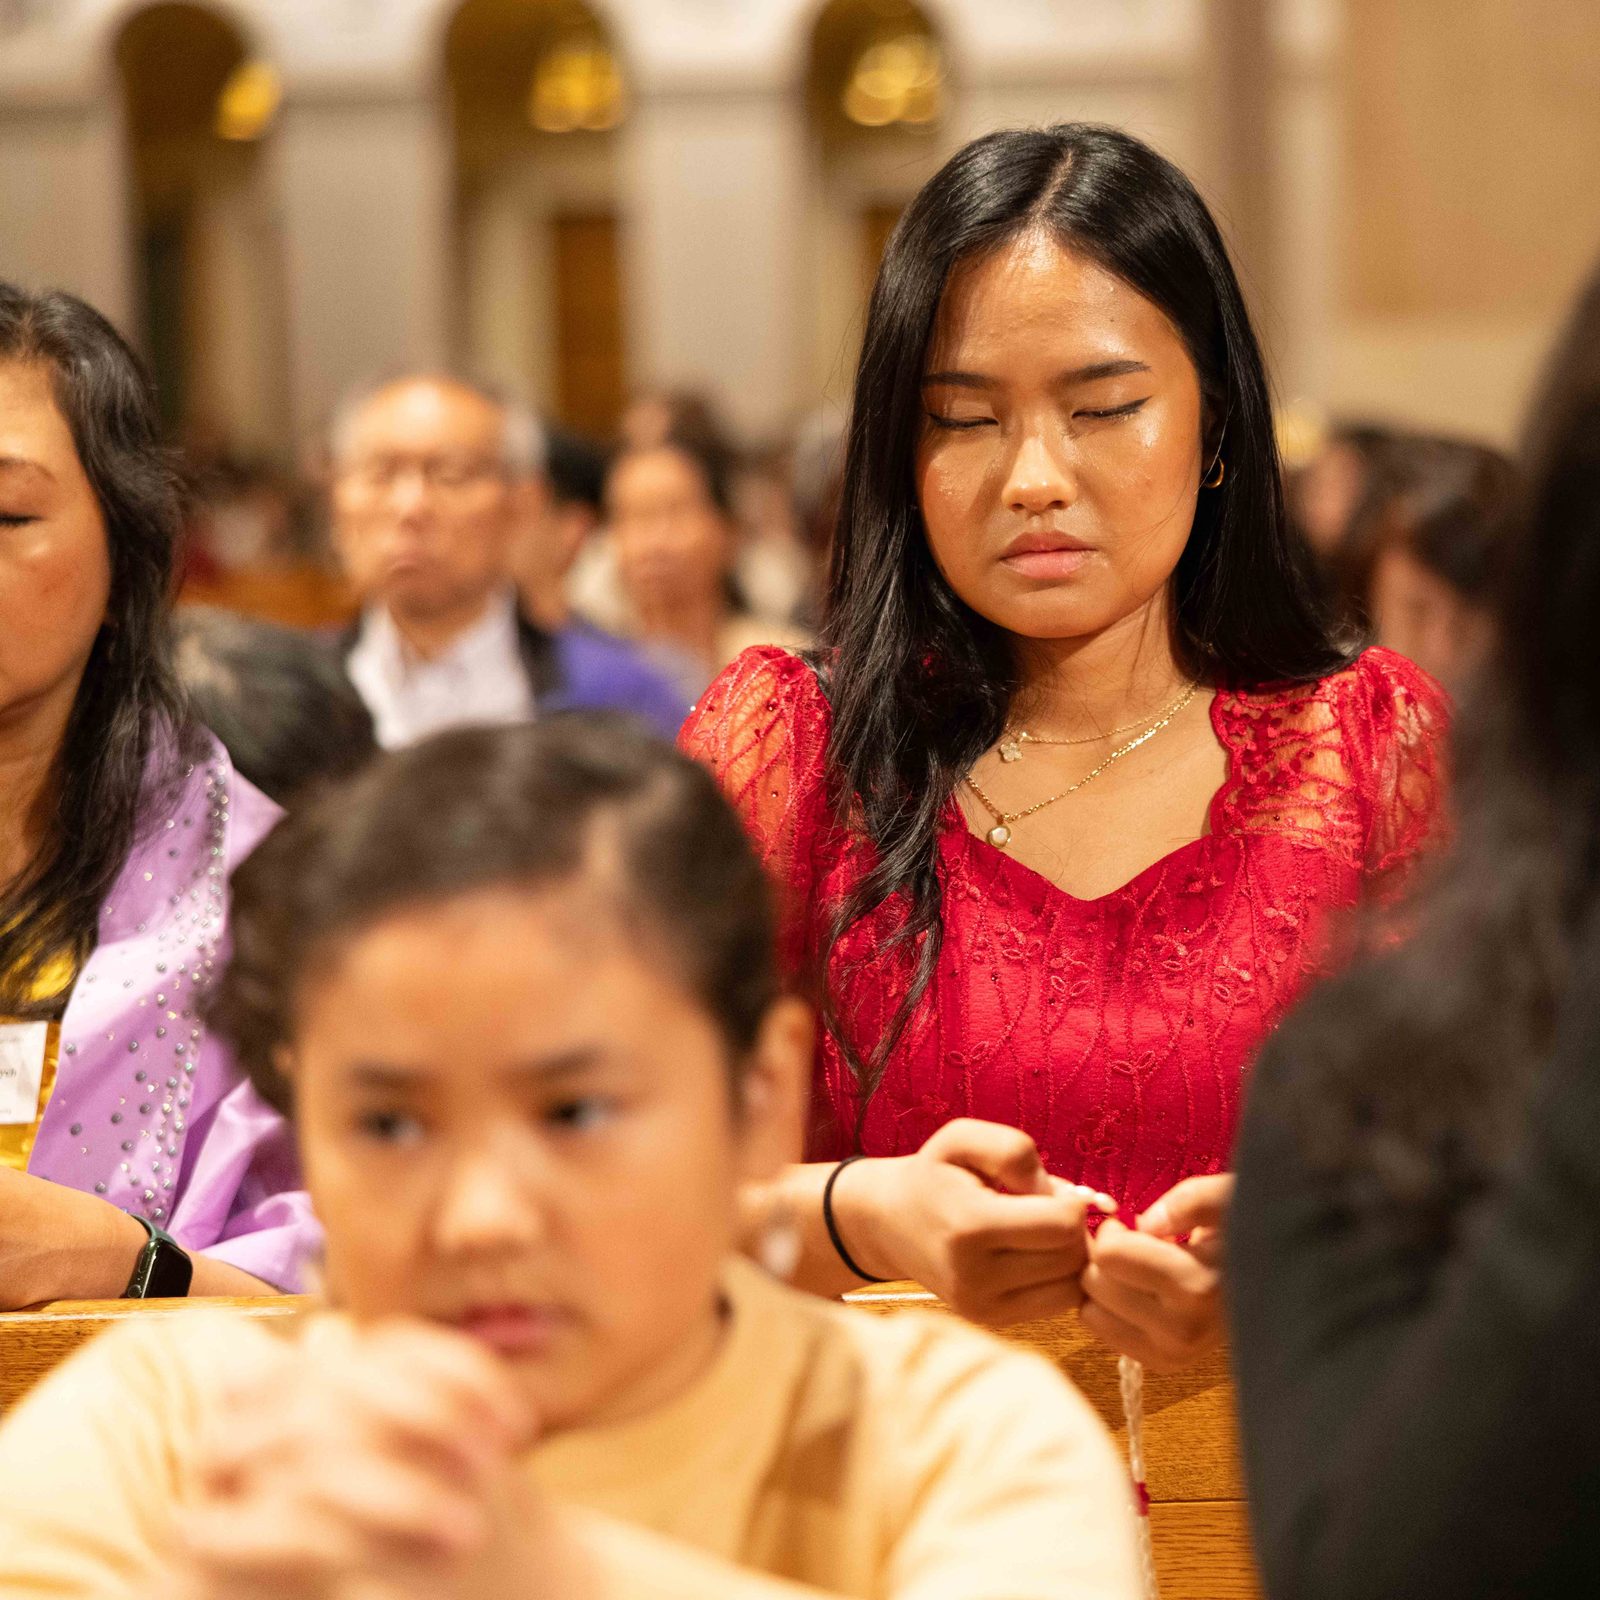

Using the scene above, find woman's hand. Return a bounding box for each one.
[831,1119,1098,1326]
[1079,1173,1232,1371]
[0,1166,149,1308]
[173,1318,540,1600]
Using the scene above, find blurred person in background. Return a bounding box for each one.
[1287,419,1396,569]
[732,443,822,629]
[1350,437,1516,692]
[510,419,607,632]
[606,426,810,700]
[618,386,730,455]
[174,607,377,808]
[1228,253,1600,1600]
[185,454,301,577]
[329,373,687,748]
[0,282,314,1301]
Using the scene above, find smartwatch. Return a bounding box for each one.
[122,1214,193,1299]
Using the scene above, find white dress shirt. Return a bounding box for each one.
[347,590,537,750]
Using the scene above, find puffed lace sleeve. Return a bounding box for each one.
[1351,648,1452,899]
[680,646,836,980]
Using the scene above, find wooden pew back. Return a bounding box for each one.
[0,1297,307,1417]
[847,1284,1261,1599]
[1,1291,1259,1596]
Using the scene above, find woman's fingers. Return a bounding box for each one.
[991,1273,1087,1326]
[1081,1219,1224,1370]
[1089,1218,1219,1300]
[924,1117,1053,1195]
[960,1190,1090,1252]
[1078,1296,1179,1371]
[1137,1172,1234,1239]
[1080,1258,1165,1326]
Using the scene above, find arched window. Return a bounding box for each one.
[114,3,286,456]
[445,0,628,436]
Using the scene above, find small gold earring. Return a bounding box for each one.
[1202,456,1226,489]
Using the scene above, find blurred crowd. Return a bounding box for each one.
[1286,418,1514,692]
[176,374,1522,811]
[174,381,842,803]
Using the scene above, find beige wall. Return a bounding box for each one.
[1328,0,1600,440]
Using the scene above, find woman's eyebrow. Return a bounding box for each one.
[920,358,1152,389]
[0,454,57,482]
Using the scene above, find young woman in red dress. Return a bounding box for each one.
[683,124,1448,1370]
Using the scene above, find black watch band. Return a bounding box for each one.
[122,1214,193,1300]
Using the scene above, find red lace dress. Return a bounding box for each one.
[682,645,1449,1216]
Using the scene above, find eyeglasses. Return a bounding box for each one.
[338,456,507,495]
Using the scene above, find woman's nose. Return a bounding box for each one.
[1004,429,1077,515]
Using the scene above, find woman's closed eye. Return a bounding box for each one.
[1075,398,1150,422]
[925,411,997,432]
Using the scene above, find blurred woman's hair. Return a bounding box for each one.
[0,283,198,1008]
[212,717,779,1113]
[1258,255,1600,1244]
[1330,433,1518,625]
[610,426,739,520]
[816,122,1350,1114]
[174,608,378,808]
[545,422,608,514]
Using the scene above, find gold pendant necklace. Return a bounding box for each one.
[968,685,1200,849]
[997,682,1199,763]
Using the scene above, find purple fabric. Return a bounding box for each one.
[546,623,692,738]
[26,735,321,1291]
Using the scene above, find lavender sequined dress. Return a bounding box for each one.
[25,736,319,1291]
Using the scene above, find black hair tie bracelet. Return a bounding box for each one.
[823,1154,888,1284]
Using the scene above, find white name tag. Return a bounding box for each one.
[0,1022,49,1125]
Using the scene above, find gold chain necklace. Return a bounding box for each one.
[967,684,1200,850]
[997,683,1198,763]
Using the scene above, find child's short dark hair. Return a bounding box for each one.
[213,716,779,1112]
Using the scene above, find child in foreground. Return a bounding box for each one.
[0,717,1140,1600]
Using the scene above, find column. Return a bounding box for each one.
[270,89,451,445]
[619,78,808,443]
[0,95,132,330]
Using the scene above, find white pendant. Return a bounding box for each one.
[998,738,1022,763]
[987,824,1012,849]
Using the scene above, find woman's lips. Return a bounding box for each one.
[454,1304,568,1358]
[1000,546,1093,580]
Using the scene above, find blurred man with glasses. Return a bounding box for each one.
[330,374,687,748]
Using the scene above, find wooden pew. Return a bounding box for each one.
[2,1290,1260,1597]
[0,1297,307,1418]
[847,1283,1261,1600]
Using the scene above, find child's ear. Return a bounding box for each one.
[736,997,814,1182]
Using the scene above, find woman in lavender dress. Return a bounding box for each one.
[0,284,316,1303]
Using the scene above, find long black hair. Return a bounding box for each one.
[0,284,196,1008]
[213,716,779,1112]
[818,123,1350,1112]
[1254,254,1600,1244]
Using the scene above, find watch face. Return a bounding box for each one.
[130,1231,194,1299]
